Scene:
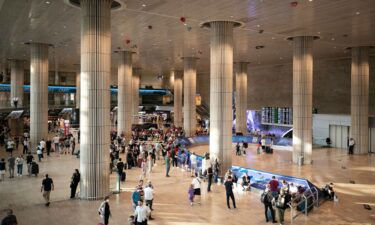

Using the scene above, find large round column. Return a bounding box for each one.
[29,43,50,151]
[350,46,370,154]
[117,51,133,138]
[202,21,240,173]
[173,70,183,127]
[75,71,80,108]
[132,67,141,125]
[79,0,112,199]
[235,62,249,134]
[10,60,24,107]
[182,57,198,137]
[290,36,317,165]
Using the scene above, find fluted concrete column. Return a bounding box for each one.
[132,68,141,124]
[79,0,112,200]
[351,47,370,154]
[117,51,133,138]
[29,43,50,151]
[75,71,80,108]
[235,62,249,134]
[173,70,183,127]
[182,57,198,137]
[10,60,24,107]
[202,21,239,173]
[290,36,317,165]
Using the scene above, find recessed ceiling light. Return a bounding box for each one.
[45,1,50,4]
[142,4,146,7]
[356,11,360,15]
[63,25,67,29]
[257,24,260,27]
[309,0,313,2]
[168,39,172,42]
[230,15,234,18]
[271,37,275,40]
[317,31,321,34]
[331,38,335,41]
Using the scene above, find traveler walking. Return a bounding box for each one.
[15,155,24,177]
[98,196,111,225]
[36,145,43,162]
[190,152,197,177]
[165,152,171,177]
[134,200,151,225]
[46,139,52,156]
[191,173,202,205]
[41,174,54,206]
[207,167,213,192]
[224,176,236,209]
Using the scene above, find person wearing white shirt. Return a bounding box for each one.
[191,174,202,204]
[53,135,60,153]
[190,153,197,177]
[144,182,154,220]
[40,139,46,152]
[289,183,298,194]
[134,201,151,225]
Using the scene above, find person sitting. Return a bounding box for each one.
[322,183,335,200]
[242,174,251,191]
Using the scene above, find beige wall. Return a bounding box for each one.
[196,57,375,115]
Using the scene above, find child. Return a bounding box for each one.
[188,184,194,206]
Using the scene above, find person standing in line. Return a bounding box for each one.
[190,152,197,177]
[41,174,54,207]
[165,151,171,177]
[275,189,290,225]
[0,158,6,181]
[144,182,154,220]
[348,138,355,155]
[131,188,141,210]
[224,176,237,209]
[269,176,280,197]
[134,200,151,225]
[46,138,52,156]
[116,158,125,182]
[70,169,80,199]
[191,173,202,205]
[207,167,213,192]
[98,196,111,225]
[262,184,277,223]
[15,155,24,177]
[7,154,15,178]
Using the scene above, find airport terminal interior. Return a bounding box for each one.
[0,0,375,224]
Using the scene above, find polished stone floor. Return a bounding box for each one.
[0,143,374,225]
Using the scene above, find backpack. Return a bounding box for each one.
[261,192,267,203]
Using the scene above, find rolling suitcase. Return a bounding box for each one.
[121,171,126,182]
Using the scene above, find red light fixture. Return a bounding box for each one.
[180,17,186,23]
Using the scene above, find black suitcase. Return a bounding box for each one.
[31,162,39,175]
[121,171,126,182]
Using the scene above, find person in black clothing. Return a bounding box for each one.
[41,174,54,206]
[25,153,33,176]
[235,143,241,156]
[224,176,236,209]
[116,158,125,183]
[207,167,213,192]
[1,209,18,225]
[70,169,80,199]
[99,196,111,225]
[262,186,277,223]
[46,139,52,156]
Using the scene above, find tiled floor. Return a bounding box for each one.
[0,143,374,225]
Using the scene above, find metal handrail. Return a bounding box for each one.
[289,187,320,224]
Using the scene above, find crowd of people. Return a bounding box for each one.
[1,119,335,225]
